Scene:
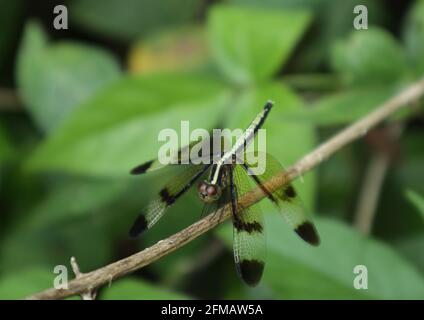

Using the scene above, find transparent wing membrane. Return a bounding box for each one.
[243,152,320,246]
[129,164,210,237]
[230,164,266,286]
[131,133,227,175]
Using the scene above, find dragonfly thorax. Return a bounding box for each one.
[197,181,222,203]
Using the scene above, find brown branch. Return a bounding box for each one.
[353,152,390,234]
[26,78,424,300]
[0,88,22,111]
[353,124,404,235]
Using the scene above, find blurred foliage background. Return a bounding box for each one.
[0,0,423,300]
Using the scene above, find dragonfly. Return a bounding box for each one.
[129,101,320,286]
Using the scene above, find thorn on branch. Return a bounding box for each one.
[70,257,97,300]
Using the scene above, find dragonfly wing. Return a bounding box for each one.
[129,164,210,237]
[230,164,266,286]
[130,158,166,175]
[243,152,320,246]
[130,133,223,175]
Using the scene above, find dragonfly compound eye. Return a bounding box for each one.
[197,181,208,195]
[206,185,218,196]
[197,182,221,203]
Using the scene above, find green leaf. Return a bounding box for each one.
[0,267,53,299]
[403,0,424,76]
[217,216,424,299]
[406,189,424,223]
[0,219,113,274]
[137,186,213,283]
[228,0,387,71]
[16,21,122,133]
[26,72,229,177]
[332,27,408,86]
[27,177,130,228]
[284,86,395,126]
[229,0,324,8]
[17,20,47,56]
[208,5,311,85]
[307,0,386,70]
[101,278,189,300]
[395,234,424,275]
[1,179,118,273]
[226,83,316,208]
[70,0,199,41]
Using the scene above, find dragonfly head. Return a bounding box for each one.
[197,181,221,203]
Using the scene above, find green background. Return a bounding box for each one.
[0,0,423,300]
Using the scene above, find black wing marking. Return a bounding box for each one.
[230,164,266,286]
[129,164,210,237]
[131,133,224,175]
[243,152,320,246]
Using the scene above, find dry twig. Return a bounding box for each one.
[354,124,404,234]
